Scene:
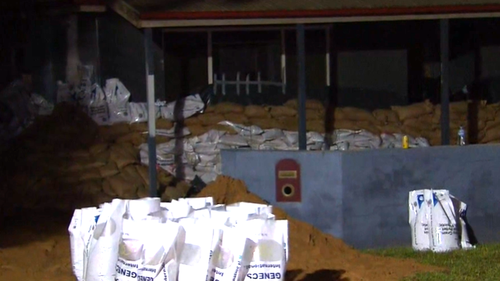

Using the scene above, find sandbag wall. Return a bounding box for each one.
[0,104,187,221]
[181,99,500,146]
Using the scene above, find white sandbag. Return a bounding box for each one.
[245,135,267,150]
[86,199,127,281]
[116,199,171,281]
[409,189,461,252]
[226,203,273,216]
[129,102,148,123]
[307,142,324,151]
[57,81,73,104]
[430,190,460,252]
[198,153,219,164]
[409,190,432,251]
[105,78,131,123]
[177,217,218,281]
[88,83,110,125]
[262,129,285,141]
[449,195,475,250]
[415,137,430,147]
[283,131,298,145]
[380,133,397,149]
[218,121,263,136]
[178,197,214,210]
[115,219,143,281]
[245,220,288,281]
[199,171,219,184]
[161,94,205,120]
[207,221,257,281]
[260,139,293,150]
[30,93,54,116]
[219,134,248,147]
[129,102,162,124]
[68,207,100,281]
[307,131,324,143]
[73,65,94,108]
[193,143,219,155]
[197,129,226,144]
[137,220,180,281]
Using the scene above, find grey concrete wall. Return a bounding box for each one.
[221,145,500,249]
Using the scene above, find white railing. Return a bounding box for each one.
[214,72,286,95]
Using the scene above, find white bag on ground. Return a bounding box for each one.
[409,189,463,252]
[161,94,205,120]
[57,81,73,104]
[86,199,127,281]
[449,195,475,250]
[88,83,110,125]
[207,221,257,281]
[177,217,218,281]
[137,220,181,281]
[105,78,131,123]
[409,190,432,251]
[245,220,288,281]
[30,93,54,116]
[68,207,100,281]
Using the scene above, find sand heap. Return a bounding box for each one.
[197,176,441,281]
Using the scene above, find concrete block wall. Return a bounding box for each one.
[221,145,500,249]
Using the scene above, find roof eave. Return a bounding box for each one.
[138,4,500,20]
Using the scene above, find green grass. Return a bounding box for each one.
[366,244,500,281]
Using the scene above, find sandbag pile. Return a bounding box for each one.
[388,100,500,146]
[0,103,179,219]
[69,196,288,281]
[140,122,430,184]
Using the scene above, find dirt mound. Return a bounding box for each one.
[197,176,441,281]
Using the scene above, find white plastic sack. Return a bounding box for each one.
[68,207,100,281]
[245,220,288,281]
[86,199,127,281]
[105,78,131,123]
[177,217,218,281]
[57,81,73,104]
[219,134,249,147]
[207,221,257,281]
[30,93,54,116]
[262,129,284,141]
[161,94,205,121]
[88,83,110,125]
[409,189,472,252]
[218,121,263,136]
[72,65,94,108]
[129,102,162,124]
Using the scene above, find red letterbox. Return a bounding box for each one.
[275,159,301,202]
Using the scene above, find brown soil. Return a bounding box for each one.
[197,176,442,281]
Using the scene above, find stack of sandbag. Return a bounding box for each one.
[69,196,288,281]
[0,103,180,217]
[389,100,435,144]
[331,106,382,134]
[483,105,500,144]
